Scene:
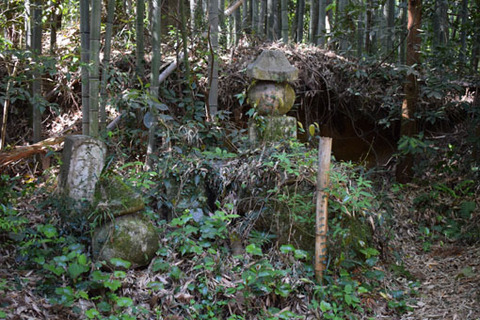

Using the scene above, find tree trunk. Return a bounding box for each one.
[433,0,448,48]
[89,0,102,137]
[458,0,468,67]
[356,7,364,57]
[336,0,347,51]
[242,0,248,32]
[259,0,266,38]
[251,0,258,35]
[100,0,116,132]
[49,0,61,54]
[136,0,145,81]
[266,0,274,40]
[365,0,374,55]
[309,0,318,44]
[398,0,407,64]
[146,0,162,169]
[317,0,326,46]
[179,0,191,81]
[80,0,90,136]
[280,0,288,42]
[208,0,220,119]
[31,0,43,143]
[396,0,421,183]
[296,0,305,42]
[233,3,241,44]
[385,0,395,61]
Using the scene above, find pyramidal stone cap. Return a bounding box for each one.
[247,50,299,82]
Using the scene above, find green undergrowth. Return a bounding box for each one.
[0,140,424,319]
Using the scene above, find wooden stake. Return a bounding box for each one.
[315,137,332,283]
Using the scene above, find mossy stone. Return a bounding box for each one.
[247,81,296,116]
[91,212,159,268]
[92,175,145,219]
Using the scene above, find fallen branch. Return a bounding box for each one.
[0,136,65,169]
[158,52,185,84]
[224,0,245,16]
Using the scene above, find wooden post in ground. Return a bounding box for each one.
[315,137,332,283]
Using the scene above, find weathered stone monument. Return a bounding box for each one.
[58,135,106,202]
[58,135,158,268]
[246,50,299,143]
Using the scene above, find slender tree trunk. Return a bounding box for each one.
[147,0,161,169]
[365,0,374,55]
[458,0,468,67]
[356,7,364,57]
[136,0,145,81]
[100,0,115,132]
[296,0,305,42]
[396,0,421,183]
[471,0,480,71]
[1,61,19,150]
[309,0,319,44]
[208,0,219,119]
[31,0,42,143]
[179,0,192,86]
[433,0,448,48]
[399,0,407,64]
[385,0,395,60]
[259,0,266,38]
[80,0,90,135]
[89,0,101,137]
[337,0,347,51]
[317,0,326,46]
[233,3,241,44]
[242,0,248,32]
[251,0,258,35]
[49,0,60,54]
[266,0,274,40]
[274,0,280,38]
[280,0,288,42]
[190,0,197,31]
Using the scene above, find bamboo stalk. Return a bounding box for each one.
[1,60,19,151]
[315,137,332,283]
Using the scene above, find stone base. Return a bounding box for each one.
[249,116,297,144]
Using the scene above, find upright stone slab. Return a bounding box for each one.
[58,135,106,203]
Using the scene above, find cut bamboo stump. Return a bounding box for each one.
[315,137,332,283]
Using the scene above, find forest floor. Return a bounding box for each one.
[1,180,479,319]
[393,207,480,320]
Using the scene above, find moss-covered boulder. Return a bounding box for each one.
[92,212,159,268]
[92,175,145,220]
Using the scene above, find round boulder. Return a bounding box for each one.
[92,213,159,268]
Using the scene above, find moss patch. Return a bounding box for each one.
[92,175,145,220]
